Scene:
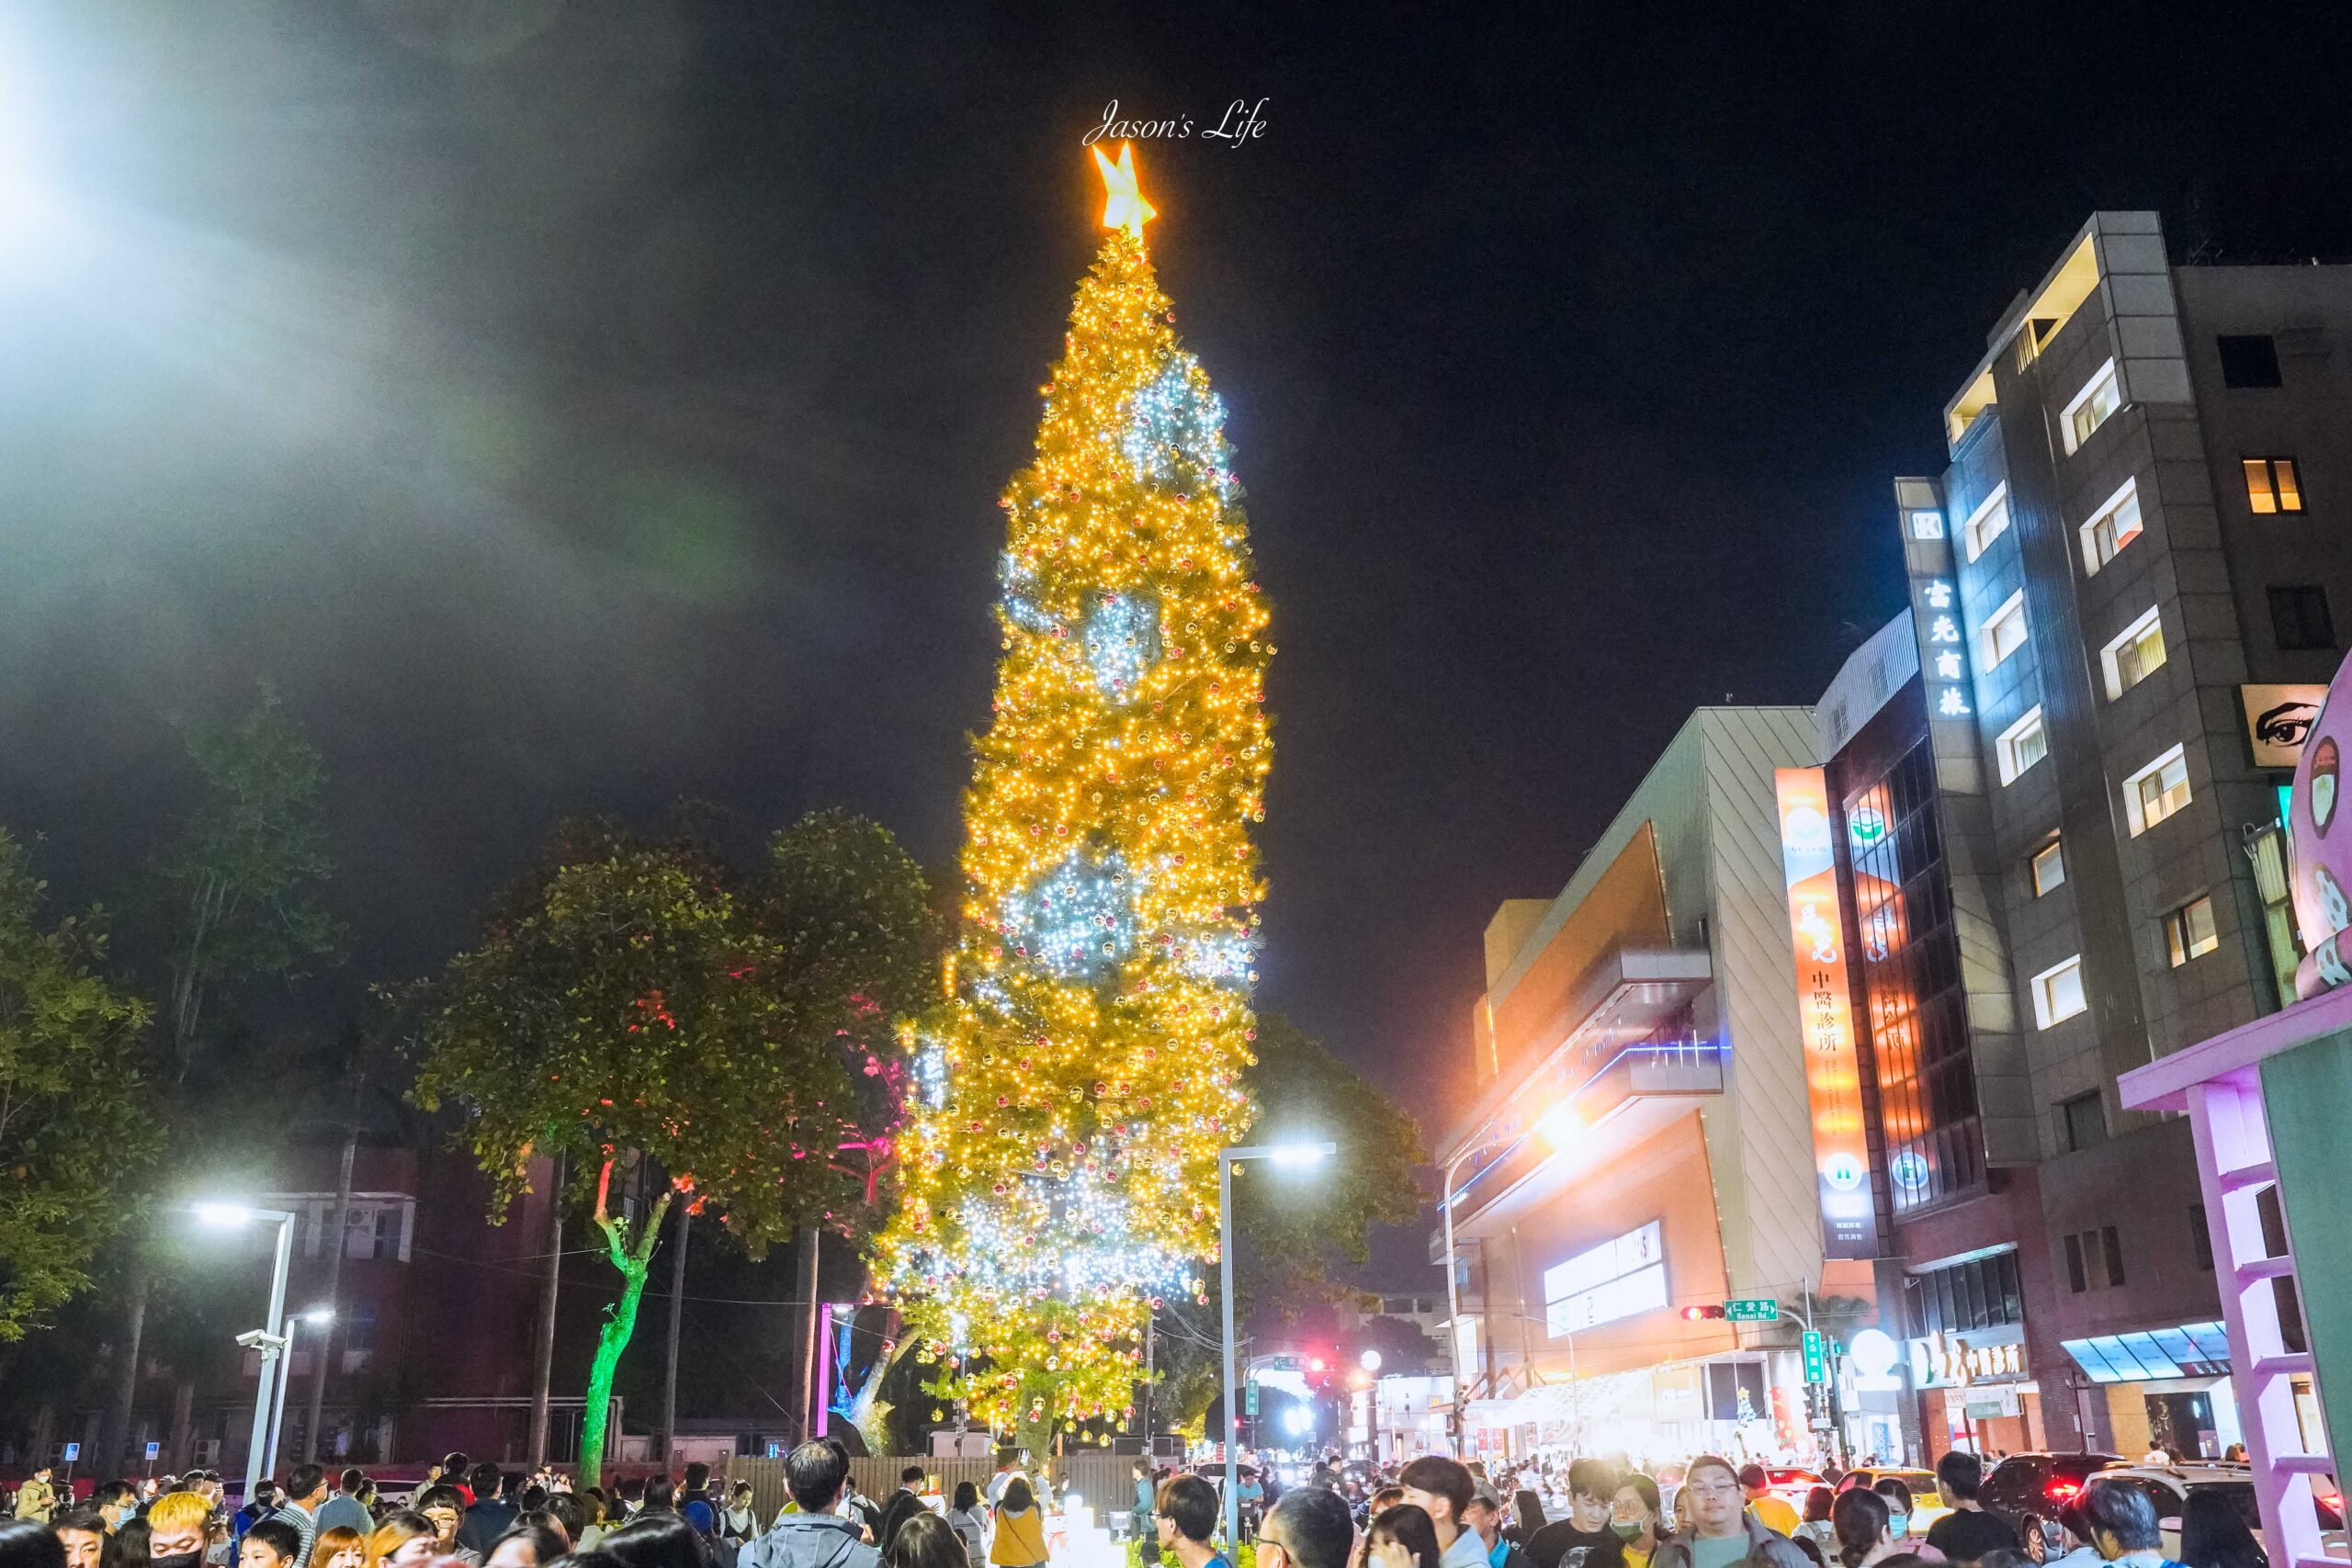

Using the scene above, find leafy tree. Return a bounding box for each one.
[0,829,158,1339]
[411,813,928,1484]
[103,683,340,1468]
[153,682,339,1082]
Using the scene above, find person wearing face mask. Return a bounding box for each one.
[146,1493,213,1568]
[92,1486,139,1535]
[1830,1492,1904,1568]
[1608,1476,1686,1568]
[1865,1486,1912,1548]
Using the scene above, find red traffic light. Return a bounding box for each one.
[1681,1304,1727,1320]
[1307,1356,1327,1372]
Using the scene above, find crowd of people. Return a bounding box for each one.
[0,1444,2276,1568]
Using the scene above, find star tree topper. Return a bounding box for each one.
[1091,141,1157,240]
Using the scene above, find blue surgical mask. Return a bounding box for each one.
[1887,1514,1909,1539]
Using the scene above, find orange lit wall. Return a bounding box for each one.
[1483,823,1671,1083]
[1493,1109,1736,1382]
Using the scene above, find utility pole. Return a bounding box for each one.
[527,1155,566,1468]
[660,1204,691,1461]
[797,1229,822,1438]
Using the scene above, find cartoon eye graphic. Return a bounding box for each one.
[2257,700,2319,748]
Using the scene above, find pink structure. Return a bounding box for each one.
[2120,998,2343,1568]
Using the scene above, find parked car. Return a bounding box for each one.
[1832,1468,1952,1535]
[2094,1463,2346,1561]
[1981,1451,2126,1521]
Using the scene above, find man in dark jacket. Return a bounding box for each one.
[872,1468,928,1554]
[741,1443,880,1568]
[456,1466,516,1557]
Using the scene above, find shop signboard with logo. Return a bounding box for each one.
[1905,1324,2028,1390]
[1776,767,1878,1258]
[1543,1219,1668,1337]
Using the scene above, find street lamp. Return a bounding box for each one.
[266,1308,334,1477]
[1219,1141,1335,1551]
[191,1201,297,1500]
[1439,1107,1577,1450]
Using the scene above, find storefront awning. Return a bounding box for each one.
[2060,1320,2233,1383]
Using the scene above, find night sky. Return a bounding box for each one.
[8,1,2352,1135]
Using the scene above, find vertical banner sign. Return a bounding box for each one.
[1775,767,1878,1258]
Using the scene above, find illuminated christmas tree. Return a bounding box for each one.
[874,144,1272,1439]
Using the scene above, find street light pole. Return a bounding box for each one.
[195,1203,296,1501]
[266,1309,333,1478]
[1218,1141,1336,1552]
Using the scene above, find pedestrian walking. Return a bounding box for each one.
[990,1481,1048,1568]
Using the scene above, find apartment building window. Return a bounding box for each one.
[1981,591,2029,669]
[2079,479,2145,574]
[2219,333,2284,389]
[2270,585,2336,651]
[1962,484,2012,562]
[2061,1089,2108,1152]
[1997,706,2049,784]
[344,1304,379,1355]
[2064,1225,2128,1292]
[2165,895,2221,966]
[2063,359,2122,454]
[2100,605,2167,699]
[2191,1205,2215,1272]
[2033,955,2087,1029]
[2245,457,2304,514]
[2125,743,2192,835]
[2031,838,2066,897]
[2249,825,2305,1005]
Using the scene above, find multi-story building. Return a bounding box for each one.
[1816,209,2349,1463]
[1436,707,1876,1462]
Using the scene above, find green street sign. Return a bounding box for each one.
[1802,1328,1829,1384]
[1724,1297,1781,1322]
[1245,1381,1259,1416]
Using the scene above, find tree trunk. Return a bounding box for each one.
[304,1125,359,1463]
[527,1156,566,1468]
[796,1227,821,1438]
[660,1204,690,1461]
[168,1382,194,1472]
[103,1251,149,1472]
[578,1170,670,1491]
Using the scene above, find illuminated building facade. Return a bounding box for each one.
[1438,708,1875,1461]
[1820,210,2352,1464]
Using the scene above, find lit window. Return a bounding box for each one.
[1962,484,2012,561]
[2063,360,2121,454]
[2100,605,2167,699]
[2079,479,2144,574]
[2031,839,2066,897]
[1997,706,2049,785]
[2244,457,2304,515]
[2165,896,2220,967]
[2033,955,2087,1029]
[1981,591,2029,669]
[2125,743,2192,835]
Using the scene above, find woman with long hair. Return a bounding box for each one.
[1800,1489,1838,1555]
[2178,1489,2267,1568]
[1868,1482,1915,1542]
[605,1511,709,1568]
[946,1483,988,1568]
[989,1481,1047,1568]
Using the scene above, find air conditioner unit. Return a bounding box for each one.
[194,1439,222,1467]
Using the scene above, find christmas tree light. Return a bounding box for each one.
[874,143,1272,1437]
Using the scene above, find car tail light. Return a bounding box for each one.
[2047,1480,2083,1504]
